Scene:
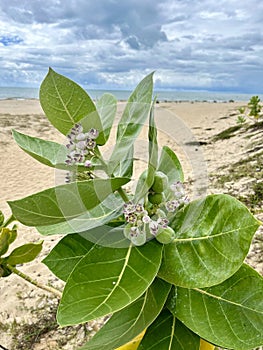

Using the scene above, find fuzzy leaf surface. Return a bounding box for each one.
[172,264,263,350]
[37,194,123,235]
[43,234,94,281]
[113,145,134,179]
[108,73,153,176]
[138,309,200,350]
[135,100,158,201]
[96,93,117,143]
[57,240,163,326]
[158,146,184,184]
[158,194,260,288]
[12,130,68,168]
[39,68,105,144]
[80,278,171,350]
[43,226,130,283]
[8,178,129,226]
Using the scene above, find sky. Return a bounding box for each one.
[0,0,263,92]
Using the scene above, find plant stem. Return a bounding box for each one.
[118,187,130,202]
[94,146,108,169]
[2,215,15,228]
[6,264,62,299]
[95,146,130,203]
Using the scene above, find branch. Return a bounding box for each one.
[6,264,62,299]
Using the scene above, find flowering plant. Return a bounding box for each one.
[1,69,263,349]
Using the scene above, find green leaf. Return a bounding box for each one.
[12,129,68,169]
[7,226,17,245]
[158,194,260,288]
[146,98,158,186]
[43,234,94,281]
[108,73,154,175]
[0,228,10,256]
[37,194,123,236]
[39,68,105,144]
[78,224,131,249]
[80,278,171,350]
[96,93,117,143]
[43,227,131,283]
[172,264,263,350]
[135,100,158,201]
[113,145,134,178]
[138,309,200,350]
[8,177,129,226]
[6,241,43,265]
[57,240,163,326]
[158,146,184,184]
[0,211,4,226]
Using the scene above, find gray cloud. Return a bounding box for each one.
[0,0,263,92]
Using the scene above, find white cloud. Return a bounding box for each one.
[0,0,263,92]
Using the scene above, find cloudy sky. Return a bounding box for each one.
[1,0,263,92]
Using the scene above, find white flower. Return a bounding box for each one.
[84,160,92,168]
[142,215,151,223]
[149,220,159,235]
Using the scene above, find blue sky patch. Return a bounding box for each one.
[0,35,23,46]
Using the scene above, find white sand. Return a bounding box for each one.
[0,98,260,348]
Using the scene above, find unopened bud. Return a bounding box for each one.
[156,226,176,244]
[151,171,168,193]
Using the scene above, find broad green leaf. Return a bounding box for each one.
[6,241,43,265]
[115,330,146,350]
[158,146,184,184]
[108,73,153,175]
[171,264,263,350]
[138,309,200,350]
[8,177,129,226]
[57,240,163,326]
[43,227,131,283]
[39,68,105,144]
[43,234,94,281]
[79,224,131,248]
[80,278,171,350]
[96,93,117,143]
[0,211,4,226]
[37,194,123,236]
[12,129,68,168]
[0,228,10,256]
[135,100,158,202]
[158,194,260,288]
[113,145,134,178]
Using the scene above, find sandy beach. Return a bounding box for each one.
[0,98,262,349]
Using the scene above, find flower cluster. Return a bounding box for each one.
[65,123,99,166]
[165,181,189,212]
[123,181,189,246]
[123,201,169,246]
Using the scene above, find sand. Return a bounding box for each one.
[0,98,261,349]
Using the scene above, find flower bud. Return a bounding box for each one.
[148,192,164,205]
[151,171,168,193]
[156,226,176,244]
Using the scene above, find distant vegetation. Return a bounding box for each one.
[237,95,262,124]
